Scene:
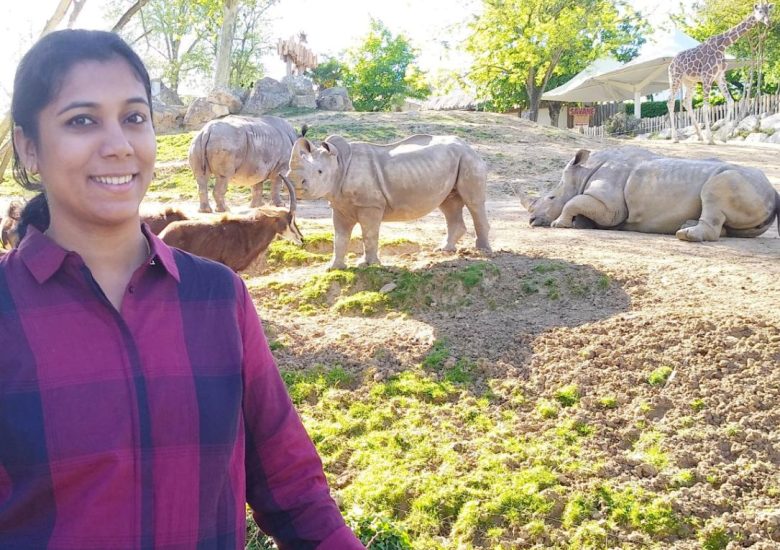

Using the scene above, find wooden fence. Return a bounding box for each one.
[580,92,780,139]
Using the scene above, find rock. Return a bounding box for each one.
[152,79,182,105]
[736,114,761,133]
[745,132,768,143]
[291,94,317,109]
[767,132,780,144]
[401,98,424,112]
[207,86,243,114]
[657,128,672,140]
[282,75,314,96]
[380,283,397,294]
[152,101,186,134]
[715,120,737,142]
[183,98,229,129]
[242,77,293,115]
[759,112,780,132]
[422,90,480,111]
[316,87,354,111]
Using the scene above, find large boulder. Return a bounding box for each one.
[283,75,317,109]
[759,112,780,132]
[183,98,230,129]
[152,80,183,106]
[242,77,293,115]
[207,86,244,114]
[736,114,761,133]
[152,101,186,134]
[316,87,354,111]
[745,132,768,143]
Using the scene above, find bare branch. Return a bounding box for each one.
[112,0,151,33]
[67,0,87,28]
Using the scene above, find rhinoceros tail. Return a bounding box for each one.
[300,123,309,138]
[195,126,212,175]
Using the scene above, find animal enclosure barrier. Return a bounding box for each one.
[580,92,780,138]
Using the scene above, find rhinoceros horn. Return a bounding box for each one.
[280,174,297,214]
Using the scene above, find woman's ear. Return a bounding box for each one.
[13,125,38,174]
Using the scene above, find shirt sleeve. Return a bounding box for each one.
[237,280,364,550]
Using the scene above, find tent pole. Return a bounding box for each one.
[634,91,641,118]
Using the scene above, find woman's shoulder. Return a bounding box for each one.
[169,247,245,299]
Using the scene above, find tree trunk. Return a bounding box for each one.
[1,0,76,182]
[214,0,239,88]
[67,0,87,27]
[547,102,562,127]
[112,0,151,33]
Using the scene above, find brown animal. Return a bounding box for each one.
[141,208,189,235]
[158,176,302,272]
[1,201,23,248]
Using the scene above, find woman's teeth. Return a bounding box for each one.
[93,175,133,185]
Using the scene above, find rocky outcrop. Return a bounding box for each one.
[316,87,354,111]
[152,101,186,134]
[183,98,230,129]
[283,75,317,110]
[207,87,244,114]
[242,77,293,115]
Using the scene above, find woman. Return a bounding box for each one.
[0,29,363,549]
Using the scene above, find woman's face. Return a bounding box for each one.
[16,57,156,233]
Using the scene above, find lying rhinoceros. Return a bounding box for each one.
[189,115,302,212]
[523,147,780,241]
[286,134,491,269]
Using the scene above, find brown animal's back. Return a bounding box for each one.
[141,208,189,235]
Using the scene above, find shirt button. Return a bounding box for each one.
[128,285,135,294]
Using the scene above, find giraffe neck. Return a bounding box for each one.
[707,15,758,50]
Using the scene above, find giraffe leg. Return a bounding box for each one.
[702,83,714,144]
[667,78,679,143]
[716,72,735,126]
[683,84,704,142]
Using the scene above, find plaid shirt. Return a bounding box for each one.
[0,227,363,550]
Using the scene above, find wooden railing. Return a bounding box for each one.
[579,93,780,139]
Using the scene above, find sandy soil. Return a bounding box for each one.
[247,121,780,548]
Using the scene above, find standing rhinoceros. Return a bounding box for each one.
[524,147,780,241]
[286,134,491,269]
[189,115,303,212]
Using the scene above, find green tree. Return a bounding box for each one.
[342,19,431,111]
[679,0,780,97]
[465,0,646,120]
[306,56,348,90]
[116,0,220,99]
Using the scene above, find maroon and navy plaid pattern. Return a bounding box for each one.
[0,227,363,550]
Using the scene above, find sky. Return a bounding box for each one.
[0,0,695,107]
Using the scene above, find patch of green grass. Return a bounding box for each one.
[281,364,356,406]
[268,339,285,352]
[698,521,730,550]
[532,261,565,274]
[554,384,580,407]
[690,398,706,412]
[536,398,559,419]
[648,365,674,386]
[670,469,696,488]
[598,395,618,409]
[596,275,611,290]
[632,430,670,470]
[334,291,388,315]
[155,132,195,163]
[451,261,499,289]
[422,340,451,369]
[444,359,475,386]
[298,270,357,304]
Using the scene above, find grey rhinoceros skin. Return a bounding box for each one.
[525,146,780,241]
[287,134,491,270]
[188,115,298,212]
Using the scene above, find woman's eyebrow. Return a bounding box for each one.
[56,97,150,115]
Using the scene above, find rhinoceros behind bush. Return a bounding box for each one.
[286,134,491,269]
[524,147,780,241]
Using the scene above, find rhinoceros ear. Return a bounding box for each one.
[295,137,313,155]
[573,149,591,166]
[320,141,338,157]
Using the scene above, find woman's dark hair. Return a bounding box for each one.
[11,29,153,241]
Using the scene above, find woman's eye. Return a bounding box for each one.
[126,113,147,124]
[67,115,95,127]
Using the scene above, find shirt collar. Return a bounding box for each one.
[19,224,181,284]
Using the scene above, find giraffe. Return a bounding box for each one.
[667,3,773,144]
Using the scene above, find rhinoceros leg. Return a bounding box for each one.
[250,182,264,208]
[437,194,467,252]
[676,170,763,242]
[213,175,230,212]
[269,175,283,207]
[196,173,212,213]
[329,210,357,270]
[356,208,383,266]
[552,193,624,229]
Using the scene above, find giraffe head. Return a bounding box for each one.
[753,3,774,25]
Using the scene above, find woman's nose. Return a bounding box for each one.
[99,123,134,158]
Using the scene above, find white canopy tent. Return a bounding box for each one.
[542,29,745,117]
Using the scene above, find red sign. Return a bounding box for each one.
[568,107,596,116]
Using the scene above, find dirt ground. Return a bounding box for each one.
[5,113,779,546]
[245,120,780,547]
